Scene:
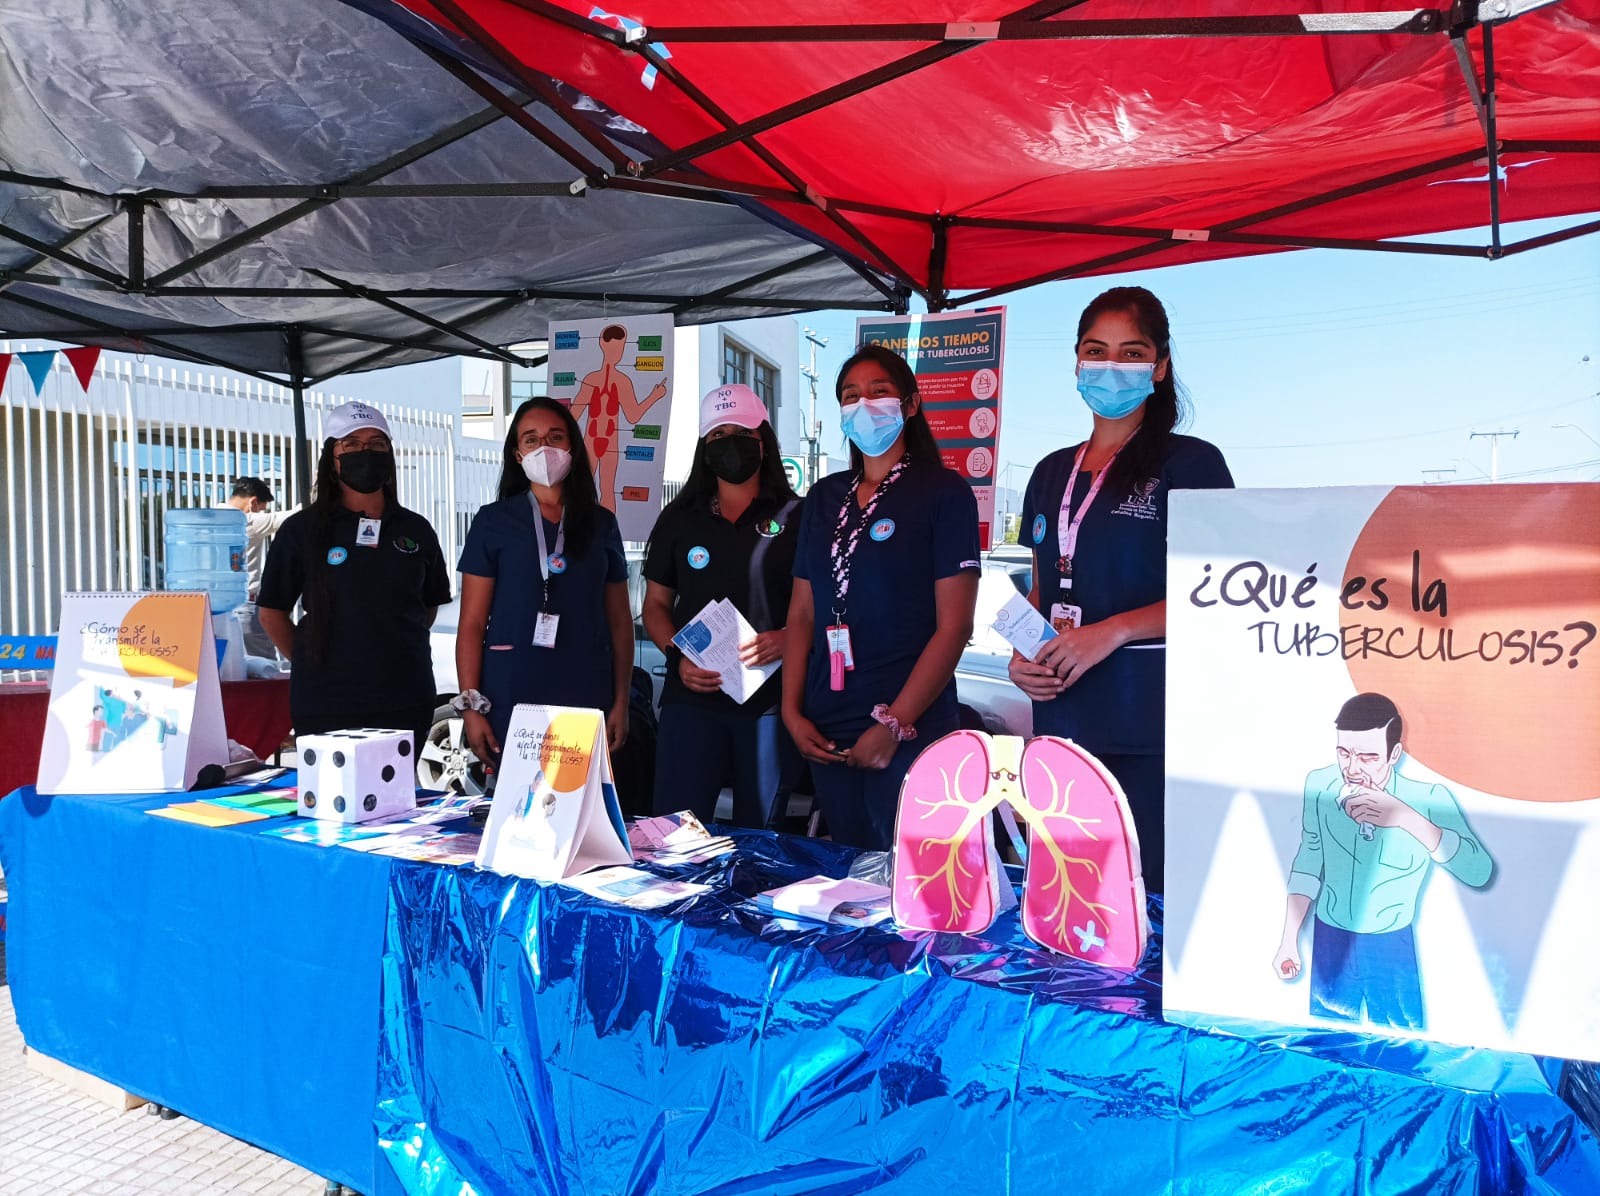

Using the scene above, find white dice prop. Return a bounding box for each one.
[296,728,416,823]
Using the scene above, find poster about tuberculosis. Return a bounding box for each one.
[547,314,675,543]
[1164,484,1600,1062]
[37,591,227,794]
[856,309,1006,547]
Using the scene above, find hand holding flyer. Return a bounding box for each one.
[991,590,1057,661]
[671,599,777,704]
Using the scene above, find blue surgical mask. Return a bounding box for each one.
[1076,362,1155,419]
[840,396,906,458]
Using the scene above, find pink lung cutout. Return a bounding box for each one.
[891,729,1001,934]
[1016,736,1148,968]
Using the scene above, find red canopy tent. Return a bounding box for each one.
[368,0,1600,309]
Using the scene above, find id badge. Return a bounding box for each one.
[1049,603,1082,632]
[825,624,855,669]
[533,612,560,648]
[356,517,381,547]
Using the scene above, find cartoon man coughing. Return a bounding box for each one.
[1273,692,1493,1030]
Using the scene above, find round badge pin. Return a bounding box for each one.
[327,547,349,565]
[869,518,896,542]
[547,554,567,574]
[687,546,711,570]
[1032,514,1047,544]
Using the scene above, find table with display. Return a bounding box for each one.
[0,781,1595,1196]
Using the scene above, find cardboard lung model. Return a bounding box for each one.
[296,728,416,823]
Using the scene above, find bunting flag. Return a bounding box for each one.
[19,350,57,394]
[62,345,102,390]
[0,353,11,393]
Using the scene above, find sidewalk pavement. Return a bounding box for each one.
[0,943,330,1195]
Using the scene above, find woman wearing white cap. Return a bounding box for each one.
[641,383,801,827]
[454,397,633,772]
[258,401,452,755]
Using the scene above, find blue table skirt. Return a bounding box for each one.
[375,833,1600,1196]
[0,786,390,1195]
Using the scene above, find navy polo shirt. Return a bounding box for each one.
[457,495,628,743]
[793,459,981,740]
[258,504,452,719]
[644,492,801,715]
[1019,434,1233,755]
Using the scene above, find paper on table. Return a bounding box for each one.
[147,801,270,828]
[671,599,777,704]
[991,590,1058,661]
[760,875,892,925]
[565,865,711,911]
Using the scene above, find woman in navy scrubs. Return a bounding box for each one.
[784,345,981,851]
[642,383,801,827]
[454,397,632,771]
[1011,287,1234,892]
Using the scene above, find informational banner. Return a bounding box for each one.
[547,314,675,542]
[475,704,632,881]
[37,591,227,794]
[857,309,1006,547]
[1164,484,1600,1061]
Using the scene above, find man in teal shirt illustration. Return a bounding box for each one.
[1273,692,1493,1029]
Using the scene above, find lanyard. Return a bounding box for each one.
[527,493,566,611]
[1055,441,1123,588]
[829,456,909,620]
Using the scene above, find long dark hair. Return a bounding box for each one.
[1075,286,1191,499]
[837,343,944,472]
[656,420,796,527]
[497,396,599,555]
[303,437,399,667]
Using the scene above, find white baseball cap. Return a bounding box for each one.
[325,400,392,442]
[698,383,768,438]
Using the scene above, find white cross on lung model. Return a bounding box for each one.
[1073,920,1105,953]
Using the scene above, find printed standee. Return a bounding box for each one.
[476,704,632,882]
[892,729,1148,968]
[37,591,228,794]
[296,729,416,822]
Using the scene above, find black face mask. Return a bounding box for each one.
[338,449,393,494]
[704,435,762,484]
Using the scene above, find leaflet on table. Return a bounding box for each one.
[990,590,1057,661]
[670,599,776,704]
[755,876,894,928]
[627,811,736,865]
[564,865,711,911]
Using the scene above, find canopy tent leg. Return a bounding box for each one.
[287,328,312,508]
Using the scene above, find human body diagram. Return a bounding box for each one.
[569,324,669,510]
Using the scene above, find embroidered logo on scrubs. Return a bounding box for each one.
[1109,478,1161,521]
[548,554,567,574]
[757,518,784,538]
[1032,513,1047,544]
[869,518,896,542]
[327,547,349,566]
[393,535,420,554]
[687,545,711,570]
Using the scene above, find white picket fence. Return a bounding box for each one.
[0,346,501,639]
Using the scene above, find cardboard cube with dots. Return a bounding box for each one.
[296,728,416,823]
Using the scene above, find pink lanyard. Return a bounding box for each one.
[1055,441,1122,591]
[828,456,909,621]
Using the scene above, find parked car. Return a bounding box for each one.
[418,550,1036,794]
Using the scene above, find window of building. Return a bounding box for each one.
[722,342,748,386]
[752,359,776,407]
[722,337,778,415]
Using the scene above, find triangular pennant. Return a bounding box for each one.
[0,353,11,393]
[19,350,56,394]
[62,345,102,390]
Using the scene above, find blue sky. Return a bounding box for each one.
[796,216,1600,491]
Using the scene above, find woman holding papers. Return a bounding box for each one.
[784,346,981,851]
[258,401,452,756]
[642,383,801,827]
[455,397,633,774]
[1009,287,1233,891]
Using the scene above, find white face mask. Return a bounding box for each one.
[520,446,572,487]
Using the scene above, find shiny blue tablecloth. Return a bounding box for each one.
[375,833,1600,1196]
[4,788,1596,1196]
[0,785,390,1195]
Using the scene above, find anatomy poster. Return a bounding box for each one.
[857,309,1006,548]
[548,315,674,543]
[1164,484,1600,1061]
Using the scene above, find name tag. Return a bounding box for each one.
[356,518,382,547]
[533,612,560,648]
[825,624,855,669]
[1049,603,1082,631]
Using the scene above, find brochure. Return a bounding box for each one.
[565,865,711,911]
[990,590,1057,662]
[671,599,777,704]
[755,875,894,928]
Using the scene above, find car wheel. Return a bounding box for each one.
[417,705,487,795]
